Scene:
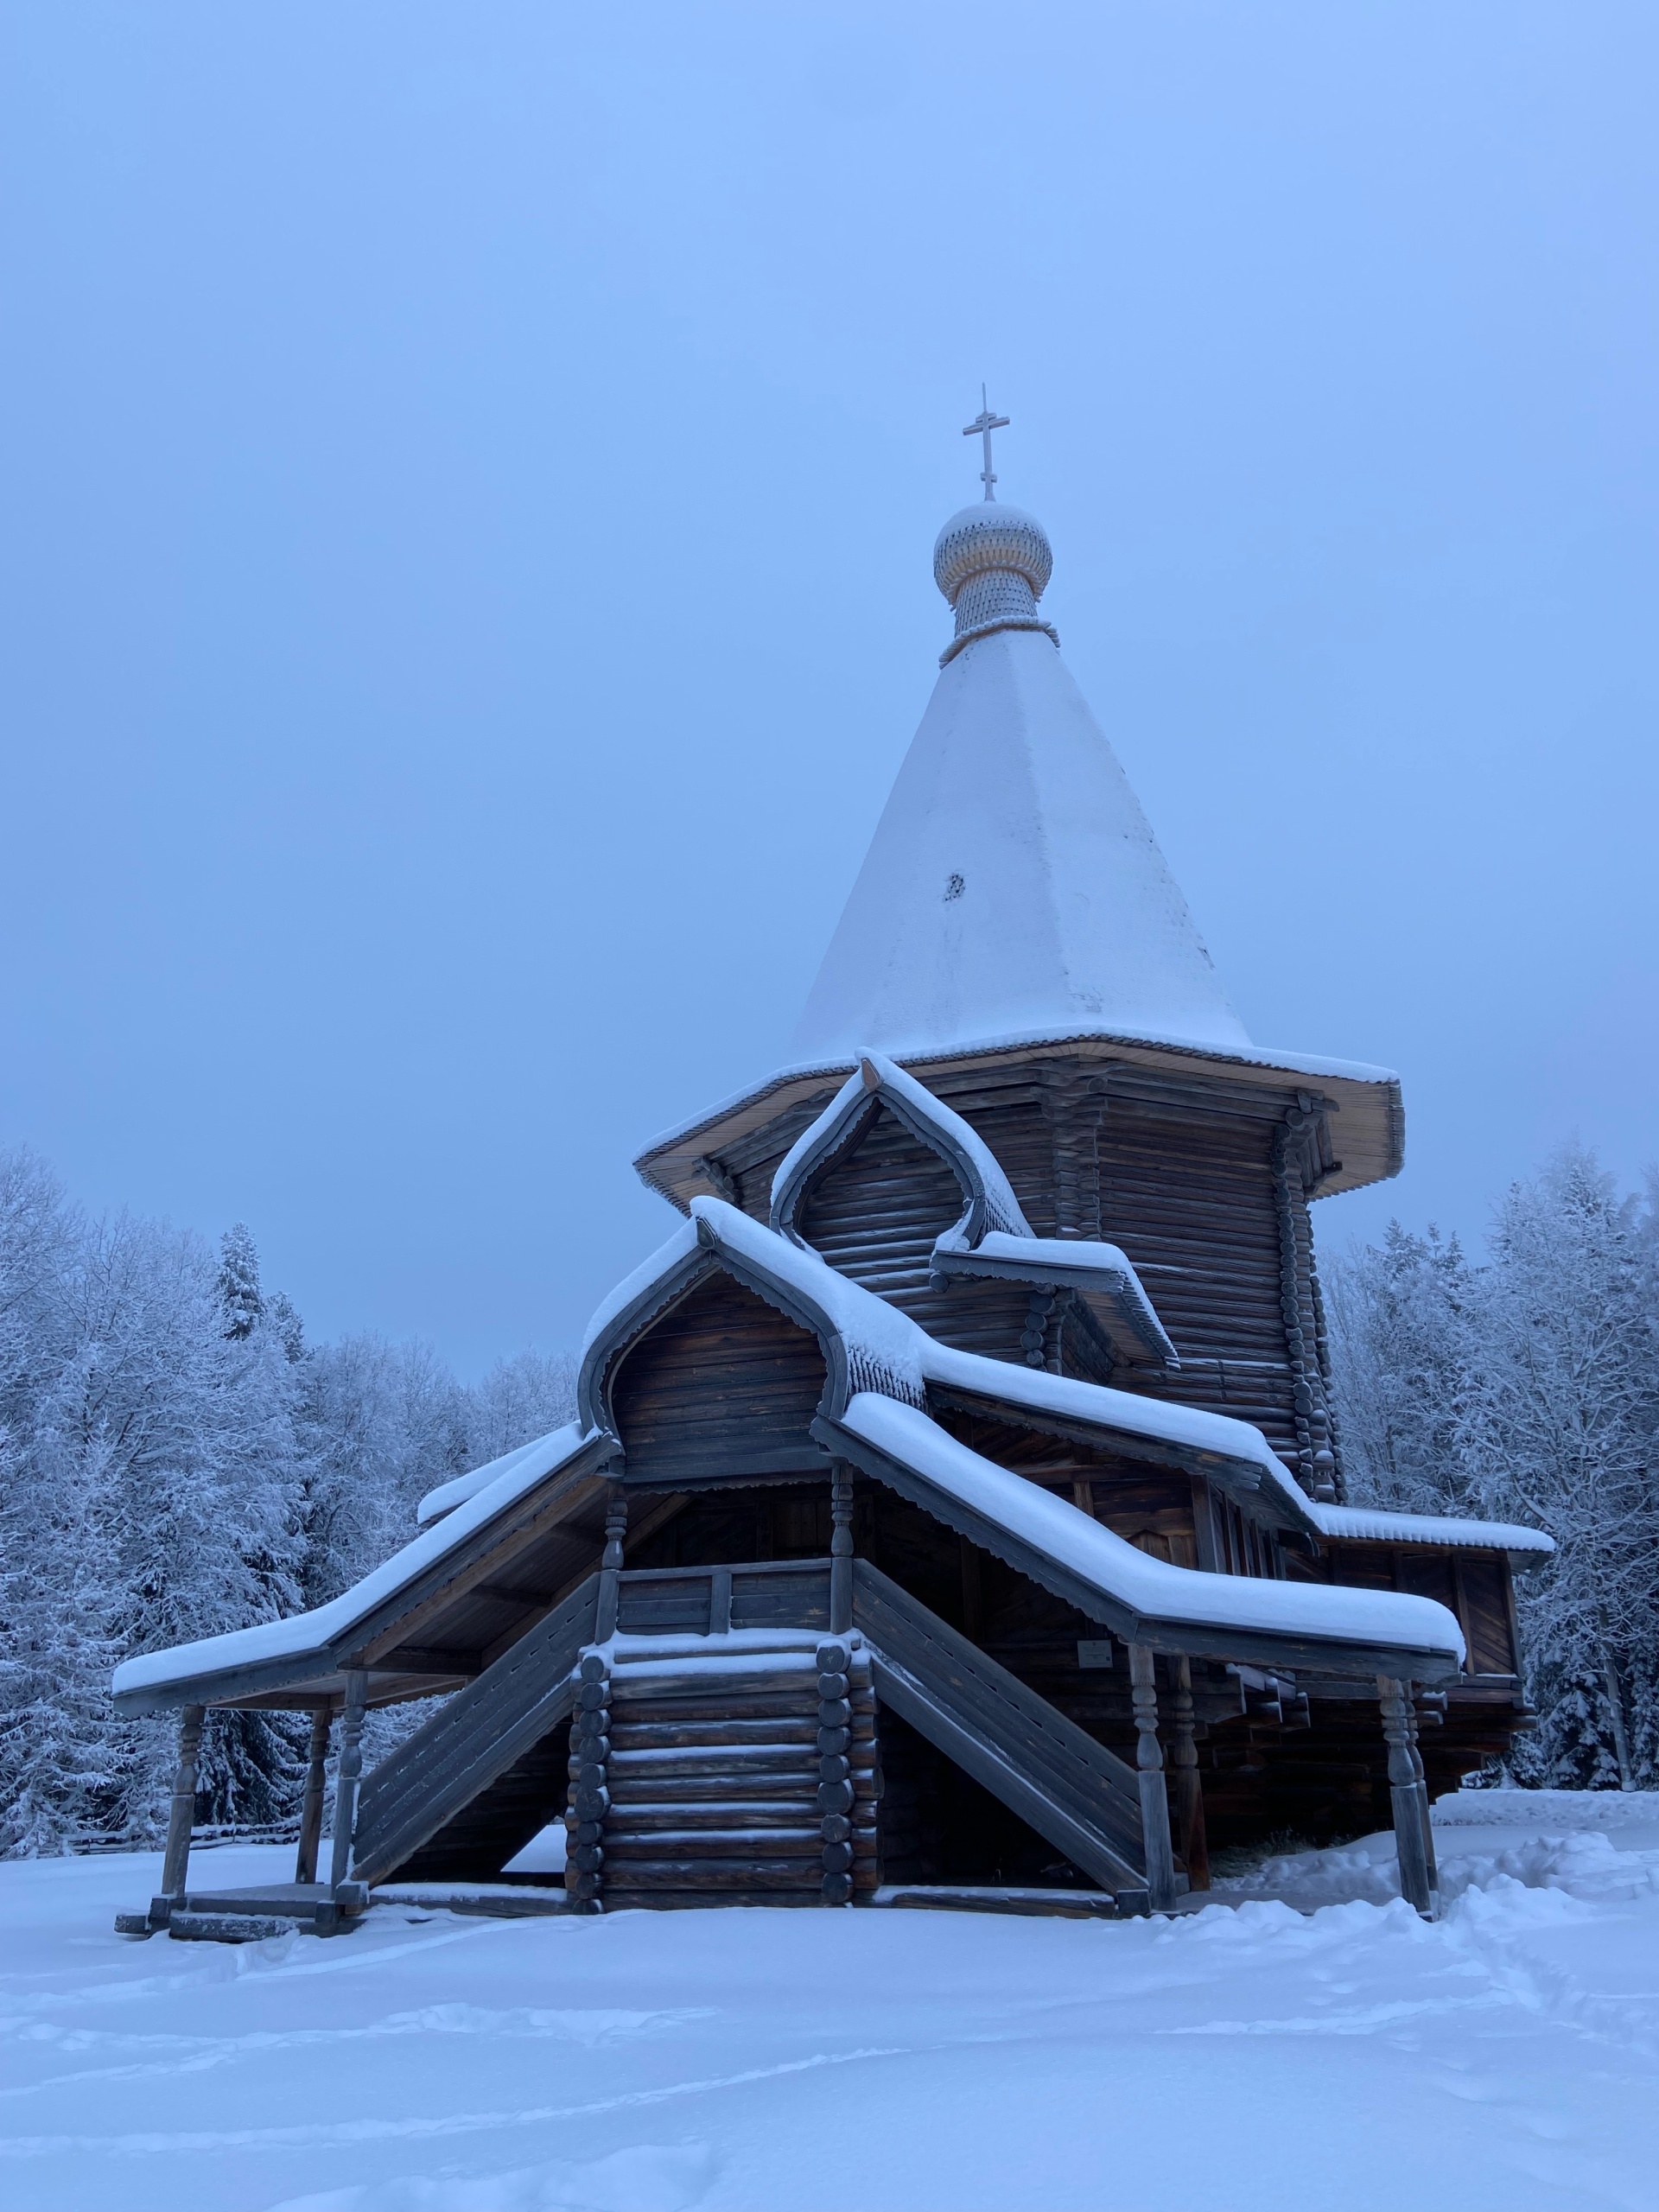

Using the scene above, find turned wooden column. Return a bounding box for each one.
[829,1463,855,1637]
[1170,1656,1209,1891]
[156,1703,206,1913]
[294,1707,333,1885]
[565,1651,613,1912]
[327,1671,368,1893]
[1128,1645,1178,1912]
[594,1484,629,1643]
[1378,1675,1440,1918]
[816,1639,855,1904]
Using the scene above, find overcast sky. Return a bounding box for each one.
[3,3,1655,1372]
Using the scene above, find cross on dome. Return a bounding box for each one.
[962,386,1009,500]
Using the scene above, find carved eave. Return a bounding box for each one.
[635,1031,1404,1215]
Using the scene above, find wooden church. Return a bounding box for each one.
[115,411,1551,1936]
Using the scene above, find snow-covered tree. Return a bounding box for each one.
[1326,1222,1479,1518]
[463,1348,578,1467]
[1330,1143,1659,1790]
[217,1223,264,1341]
[296,1335,471,1608]
[1462,1148,1659,1789]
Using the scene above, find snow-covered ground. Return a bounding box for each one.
[4,1794,1659,2212]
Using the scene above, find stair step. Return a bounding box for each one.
[168,1911,308,1943]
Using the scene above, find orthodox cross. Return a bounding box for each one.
[963,386,1009,500]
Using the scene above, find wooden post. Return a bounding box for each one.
[565,1651,612,1911]
[328,1671,368,1894]
[708,1564,733,1636]
[294,1707,332,1885]
[1128,1645,1178,1912]
[1378,1675,1440,1918]
[156,1704,206,1914]
[1171,1656,1209,1891]
[817,1640,855,1903]
[829,1464,854,1637]
[594,1485,628,1643]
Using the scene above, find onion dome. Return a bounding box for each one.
[931,502,1059,666]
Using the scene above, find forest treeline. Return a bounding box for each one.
[0,1147,575,1855]
[3,1137,1656,1856]
[1329,1144,1659,1794]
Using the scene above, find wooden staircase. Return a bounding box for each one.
[567,1633,880,1910]
[346,1556,1154,1915]
[852,1560,1149,1898]
[351,1574,599,1889]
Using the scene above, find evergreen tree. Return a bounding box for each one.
[217,1223,264,1340]
[1330,1142,1659,1790]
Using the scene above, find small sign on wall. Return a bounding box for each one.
[1076,1640,1115,1669]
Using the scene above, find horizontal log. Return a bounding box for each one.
[606,1803,824,1831]
[602,1830,826,1859]
[601,1859,841,1887]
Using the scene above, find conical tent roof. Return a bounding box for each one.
[791,510,1250,1061]
[635,486,1404,1213]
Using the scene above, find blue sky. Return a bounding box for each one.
[3,3,1655,1371]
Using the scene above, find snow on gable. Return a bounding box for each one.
[577,1217,702,1371]
[690,1196,926,1406]
[770,1050,1030,1247]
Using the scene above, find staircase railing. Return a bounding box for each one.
[351,1573,600,1888]
[852,1559,1147,1896]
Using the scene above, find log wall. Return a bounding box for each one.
[607,1274,828,1485]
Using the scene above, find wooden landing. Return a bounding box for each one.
[871,1885,1126,1920]
[180,1881,334,1917]
[869,1883,1223,1920]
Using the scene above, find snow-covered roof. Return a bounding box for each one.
[576,1197,929,1434]
[771,1051,1031,1244]
[790,623,1253,1065]
[1308,1502,1555,1565]
[919,1332,1294,1494]
[835,1394,1465,1671]
[931,1229,1178,1369]
[580,1201,1543,1567]
[417,1427,580,1529]
[633,1028,1405,1217]
[582,1197,1268,1481]
[113,1422,606,1707]
[119,1196,1541,1713]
